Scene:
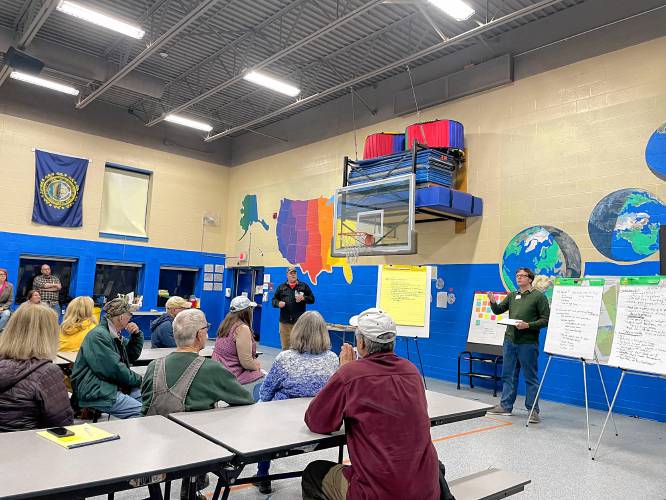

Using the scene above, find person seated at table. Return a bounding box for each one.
[0,303,73,432]
[213,296,264,397]
[59,296,97,352]
[71,298,144,419]
[302,308,441,500]
[150,296,192,348]
[0,268,15,332]
[253,310,339,493]
[142,308,254,500]
[26,289,42,304]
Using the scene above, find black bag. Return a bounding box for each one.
[439,461,456,500]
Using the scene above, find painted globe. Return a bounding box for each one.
[588,189,665,262]
[501,226,582,293]
[645,122,666,179]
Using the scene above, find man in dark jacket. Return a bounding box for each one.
[150,296,192,348]
[71,298,144,418]
[272,266,315,350]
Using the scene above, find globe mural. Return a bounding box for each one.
[501,226,582,293]
[645,122,666,180]
[588,189,666,262]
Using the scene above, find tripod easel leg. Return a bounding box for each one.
[527,355,552,427]
[592,370,625,460]
[414,337,427,389]
[594,359,619,437]
[582,359,591,451]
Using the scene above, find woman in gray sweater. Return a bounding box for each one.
[0,269,14,331]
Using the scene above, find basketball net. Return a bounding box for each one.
[339,231,375,265]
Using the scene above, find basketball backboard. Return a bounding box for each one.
[332,173,416,258]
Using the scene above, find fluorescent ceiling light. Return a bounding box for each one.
[164,114,213,132]
[243,70,300,97]
[428,0,475,21]
[10,71,79,96]
[56,1,145,39]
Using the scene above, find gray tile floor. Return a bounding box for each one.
[93,346,666,500]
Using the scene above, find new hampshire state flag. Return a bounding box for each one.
[32,150,88,227]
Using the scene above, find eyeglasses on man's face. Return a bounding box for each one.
[515,274,530,278]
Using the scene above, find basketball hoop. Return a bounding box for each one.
[338,231,375,264]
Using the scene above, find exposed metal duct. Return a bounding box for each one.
[145,0,384,127]
[75,0,222,109]
[205,0,566,142]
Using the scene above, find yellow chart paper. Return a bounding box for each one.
[378,265,427,326]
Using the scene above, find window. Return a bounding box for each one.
[158,267,198,307]
[17,256,75,305]
[94,261,143,303]
[99,164,152,240]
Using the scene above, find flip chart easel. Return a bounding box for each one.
[527,278,618,452]
[592,276,666,460]
[376,265,432,388]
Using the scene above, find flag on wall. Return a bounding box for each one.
[32,150,88,227]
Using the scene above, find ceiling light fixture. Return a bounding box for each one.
[56,0,145,39]
[10,71,79,95]
[243,70,300,97]
[164,114,213,132]
[427,0,475,21]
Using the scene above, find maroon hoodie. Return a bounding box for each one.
[0,358,73,432]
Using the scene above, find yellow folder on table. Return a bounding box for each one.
[37,423,119,449]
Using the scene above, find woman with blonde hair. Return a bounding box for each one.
[0,304,73,432]
[253,310,338,493]
[59,296,97,351]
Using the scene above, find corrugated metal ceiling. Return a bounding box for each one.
[0,0,586,137]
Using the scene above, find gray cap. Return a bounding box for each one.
[349,308,397,344]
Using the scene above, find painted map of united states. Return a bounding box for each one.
[276,196,352,284]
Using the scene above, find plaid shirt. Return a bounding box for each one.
[32,275,61,305]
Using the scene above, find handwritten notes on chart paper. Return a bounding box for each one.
[544,281,604,360]
[608,284,666,376]
[378,265,428,327]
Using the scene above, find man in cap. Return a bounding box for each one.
[302,308,440,500]
[272,265,315,350]
[150,296,192,348]
[71,297,144,418]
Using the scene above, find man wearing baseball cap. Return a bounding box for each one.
[272,266,315,350]
[150,296,192,348]
[302,308,440,500]
[71,297,145,418]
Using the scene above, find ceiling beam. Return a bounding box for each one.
[205,0,566,142]
[145,0,384,127]
[75,0,222,110]
[0,0,58,88]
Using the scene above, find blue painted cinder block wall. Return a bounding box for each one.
[0,231,227,335]
[260,262,666,422]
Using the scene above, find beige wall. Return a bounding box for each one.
[0,113,228,253]
[225,36,666,268]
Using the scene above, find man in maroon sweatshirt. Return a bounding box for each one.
[302,308,440,500]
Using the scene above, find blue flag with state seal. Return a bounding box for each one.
[32,150,88,227]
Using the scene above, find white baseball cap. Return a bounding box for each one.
[349,308,397,344]
[230,296,257,312]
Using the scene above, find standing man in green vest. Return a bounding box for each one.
[487,268,550,423]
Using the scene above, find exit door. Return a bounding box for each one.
[233,267,264,339]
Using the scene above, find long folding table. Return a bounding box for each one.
[0,416,232,500]
[169,390,493,500]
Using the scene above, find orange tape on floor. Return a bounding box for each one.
[218,416,513,495]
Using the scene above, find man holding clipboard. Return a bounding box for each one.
[487,268,550,423]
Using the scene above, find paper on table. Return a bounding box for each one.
[497,318,521,326]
